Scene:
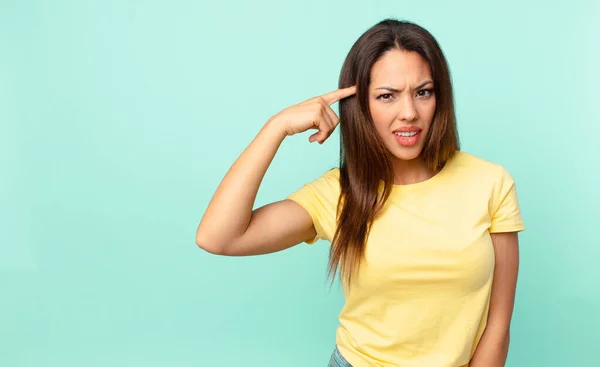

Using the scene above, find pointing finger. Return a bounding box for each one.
[322,85,357,105]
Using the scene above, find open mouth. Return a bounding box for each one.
[393,130,421,147]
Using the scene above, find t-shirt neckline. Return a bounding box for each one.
[388,150,460,193]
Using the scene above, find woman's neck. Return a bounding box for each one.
[391,157,437,185]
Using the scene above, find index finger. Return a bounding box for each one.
[322,85,357,105]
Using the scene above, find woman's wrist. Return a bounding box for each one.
[263,116,289,141]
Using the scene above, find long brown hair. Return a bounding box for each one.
[327,19,460,291]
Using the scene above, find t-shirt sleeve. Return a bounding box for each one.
[285,168,340,244]
[489,166,525,233]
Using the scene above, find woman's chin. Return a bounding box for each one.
[389,146,423,162]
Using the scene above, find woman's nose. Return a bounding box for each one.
[396,95,418,121]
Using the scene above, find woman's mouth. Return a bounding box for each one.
[393,130,422,147]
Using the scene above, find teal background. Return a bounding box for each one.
[1,0,598,366]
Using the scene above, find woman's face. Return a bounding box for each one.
[368,49,436,162]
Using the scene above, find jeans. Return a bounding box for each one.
[328,345,353,367]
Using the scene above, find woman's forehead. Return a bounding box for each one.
[370,50,432,87]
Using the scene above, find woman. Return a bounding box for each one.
[196,19,524,367]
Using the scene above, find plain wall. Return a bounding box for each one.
[1,0,598,365]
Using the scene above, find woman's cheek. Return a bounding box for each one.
[371,105,392,124]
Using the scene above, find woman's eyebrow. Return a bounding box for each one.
[375,80,434,92]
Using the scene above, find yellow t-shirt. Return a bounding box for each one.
[286,151,525,367]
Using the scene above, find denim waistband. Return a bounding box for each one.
[327,345,352,367]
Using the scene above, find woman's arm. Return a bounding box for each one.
[195,86,356,256]
[196,120,314,255]
[470,231,520,367]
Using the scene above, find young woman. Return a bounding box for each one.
[196,19,524,367]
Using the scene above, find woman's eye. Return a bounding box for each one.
[417,89,434,97]
[377,93,393,100]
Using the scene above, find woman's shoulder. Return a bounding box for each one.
[295,167,341,192]
[451,151,516,187]
[324,167,341,179]
[452,151,507,173]
[286,167,341,209]
[318,167,342,190]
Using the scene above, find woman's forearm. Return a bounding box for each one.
[195,118,286,252]
[469,329,510,367]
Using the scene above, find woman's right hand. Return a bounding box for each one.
[269,85,357,144]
